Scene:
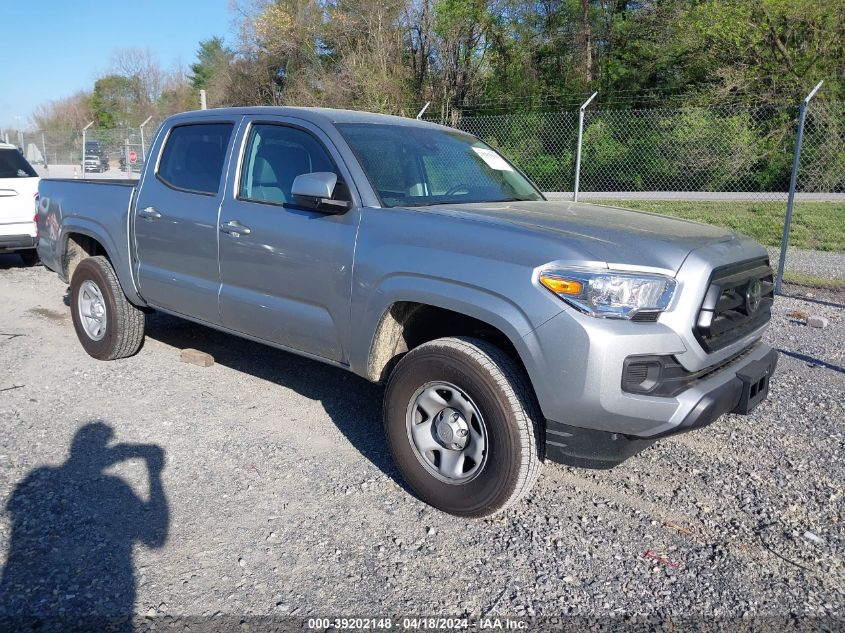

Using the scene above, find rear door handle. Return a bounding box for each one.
[138,206,162,220]
[220,220,252,236]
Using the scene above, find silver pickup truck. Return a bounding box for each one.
[37,107,778,517]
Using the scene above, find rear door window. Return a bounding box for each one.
[0,148,37,178]
[157,123,234,195]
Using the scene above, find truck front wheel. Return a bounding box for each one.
[384,336,543,517]
[70,256,145,360]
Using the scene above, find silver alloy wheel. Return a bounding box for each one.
[78,279,107,341]
[405,381,488,484]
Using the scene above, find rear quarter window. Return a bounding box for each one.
[0,148,37,178]
[157,123,234,194]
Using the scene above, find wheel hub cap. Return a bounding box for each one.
[435,408,469,450]
[78,279,107,341]
[405,382,488,484]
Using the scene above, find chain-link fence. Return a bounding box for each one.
[0,121,163,181]
[1,128,83,168]
[4,99,843,288]
[435,100,844,289]
[447,112,579,191]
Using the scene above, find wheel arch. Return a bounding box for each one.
[59,220,145,306]
[63,230,109,281]
[366,301,531,381]
[362,289,542,392]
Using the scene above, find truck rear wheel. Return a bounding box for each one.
[70,256,145,360]
[384,336,543,517]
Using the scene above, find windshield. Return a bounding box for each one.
[0,148,37,178]
[337,123,543,207]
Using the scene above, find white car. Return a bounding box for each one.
[0,142,39,266]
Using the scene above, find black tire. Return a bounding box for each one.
[17,249,39,267]
[70,256,145,360]
[384,336,543,517]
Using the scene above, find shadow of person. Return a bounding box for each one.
[0,422,168,632]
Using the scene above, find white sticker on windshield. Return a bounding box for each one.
[472,147,514,171]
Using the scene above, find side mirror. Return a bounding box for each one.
[291,172,351,213]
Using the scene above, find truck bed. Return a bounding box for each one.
[37,178,138,300]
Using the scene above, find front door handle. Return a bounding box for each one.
[138,206,162,220]
[220,220,252,237]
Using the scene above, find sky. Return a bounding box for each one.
[0,0,236,130]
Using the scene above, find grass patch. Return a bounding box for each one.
[782,271,845,290]
[590,200,845,252]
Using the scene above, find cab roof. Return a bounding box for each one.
[165,106,454,132]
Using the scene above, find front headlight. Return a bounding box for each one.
[539,269,676,319]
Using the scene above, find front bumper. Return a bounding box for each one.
[544,346,778,468]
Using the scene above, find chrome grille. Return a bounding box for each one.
[694,258,774,352]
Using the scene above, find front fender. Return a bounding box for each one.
[350,273,562,386]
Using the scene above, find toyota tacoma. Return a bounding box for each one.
[36,107,778,517]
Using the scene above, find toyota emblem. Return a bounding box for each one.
[746,279,763,313]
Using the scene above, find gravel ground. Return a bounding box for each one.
[0,255,843,631]
[766,247,845,282]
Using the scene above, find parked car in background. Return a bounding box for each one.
[85,140,106,159]
[36,107,778,517]
[0,142,39,266]
[84,154,108,173]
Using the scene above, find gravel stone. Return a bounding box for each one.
[808,315,830,328]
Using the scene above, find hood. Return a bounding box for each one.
[417,199,738,273]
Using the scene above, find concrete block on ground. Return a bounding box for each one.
[180,348,214,367]
[807,315,829,328]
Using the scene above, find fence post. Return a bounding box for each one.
[15,116,23,151]
[140,116,153,161]
[573,92,598,202]
[775,81,824,294]
[41,132,48,171]
[81,121,94,178]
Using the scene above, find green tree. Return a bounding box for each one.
[90,74,142,128]
[189,37,234,91]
